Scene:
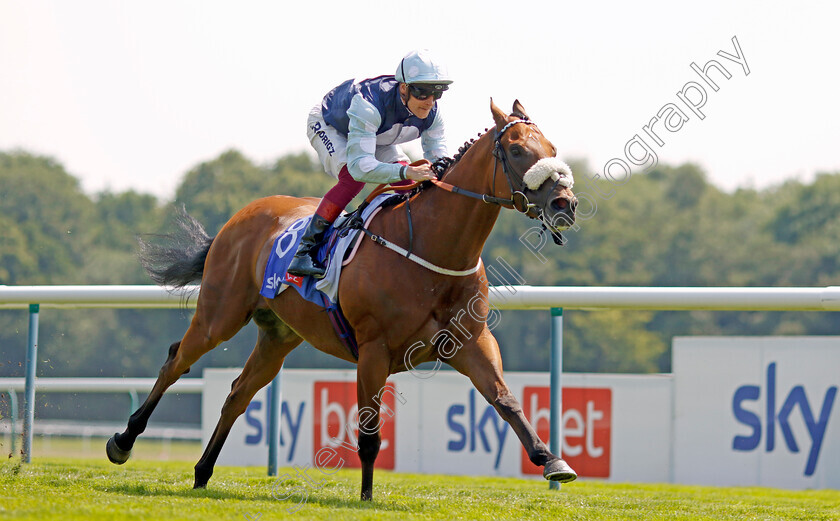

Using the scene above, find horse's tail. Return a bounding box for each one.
[138,206,214,289]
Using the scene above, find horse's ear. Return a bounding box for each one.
[490,98,508,131]
[511,99,529,120]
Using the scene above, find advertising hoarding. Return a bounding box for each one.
[202,369,671,482]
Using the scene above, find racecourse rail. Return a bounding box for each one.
[2,284,840,310]
[2,284,840,485]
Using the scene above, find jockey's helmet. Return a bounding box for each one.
[395,50,452,94]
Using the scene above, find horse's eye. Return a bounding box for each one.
[510,146,522,158]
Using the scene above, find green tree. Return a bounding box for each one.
[0,151,94,284]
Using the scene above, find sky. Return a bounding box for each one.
[1,1,839,200]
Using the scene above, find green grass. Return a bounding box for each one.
[0,458,837,521]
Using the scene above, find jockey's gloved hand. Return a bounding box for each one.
[405,161,436,181]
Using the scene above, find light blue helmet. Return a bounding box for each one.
[395,49,452,90]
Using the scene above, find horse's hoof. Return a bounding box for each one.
[544,458,577,483]
[194,466,212,489]
[106,434,132,465]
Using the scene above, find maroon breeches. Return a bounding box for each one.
[315,164,412,221]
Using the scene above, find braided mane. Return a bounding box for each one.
[431,127,491,179]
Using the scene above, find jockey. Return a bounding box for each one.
[287,49,453,278]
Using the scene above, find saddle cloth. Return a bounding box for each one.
[259,193,393,305]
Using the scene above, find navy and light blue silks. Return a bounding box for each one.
[316,75,447,184]
[322,75,439,137]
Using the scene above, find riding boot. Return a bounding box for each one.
[287,215,333,279]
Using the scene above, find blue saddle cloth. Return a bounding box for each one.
[258,214,326,304]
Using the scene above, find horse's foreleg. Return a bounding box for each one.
[193,325,301,488]
[355,343,391,501]
[447,331,577,483]
[492,384,576,482]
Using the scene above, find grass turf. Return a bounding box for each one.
[0,458,837,520]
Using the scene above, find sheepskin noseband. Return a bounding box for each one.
[522,158,574,191]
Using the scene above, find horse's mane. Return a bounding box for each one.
[431,127,491,179]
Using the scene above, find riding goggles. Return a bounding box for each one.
[409,84,447,100]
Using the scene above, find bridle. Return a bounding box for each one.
[431,118,562,220]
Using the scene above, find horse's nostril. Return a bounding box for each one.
[551,198,569,212]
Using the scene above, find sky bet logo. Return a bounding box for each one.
[447,389,510,469]
[313,381,396,469]
[732,362,837,476]
[521,386,611,477]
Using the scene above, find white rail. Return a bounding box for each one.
[492,285,840,311]
[3,284,840,310]
[0,285,194,309]
[0,378,202,393]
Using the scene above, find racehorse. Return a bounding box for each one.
[106,99,579,501]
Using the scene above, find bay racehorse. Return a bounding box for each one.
[106,99,578,501]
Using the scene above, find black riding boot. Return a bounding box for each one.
[287,215,333,279]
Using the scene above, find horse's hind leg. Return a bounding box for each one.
[447,330,577,483]
[106,284,257,464]
[193,309,301,488]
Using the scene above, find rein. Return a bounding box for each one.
[361,119,540,209]
[428,178,512,205]
[361,177,510,206]
[426,119,545,213]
